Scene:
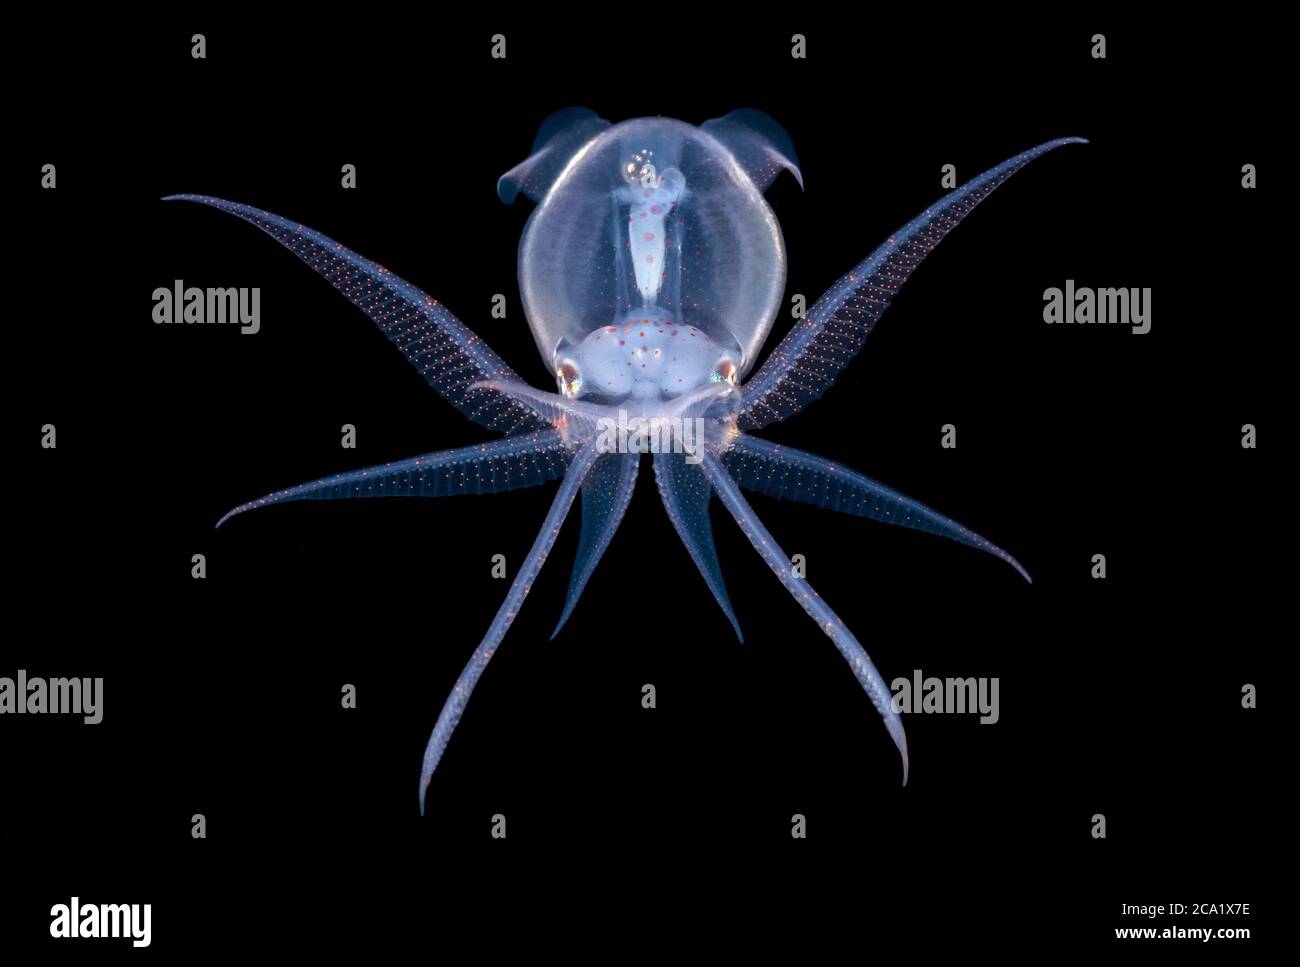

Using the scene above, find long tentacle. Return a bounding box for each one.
[699,454,908,784]
[162,195,546,435]
[653,453,743,641]
[551,452,640,639]
[419,444,600,813]
[215,429,571,527]
[722,434,1029,581]
[739,137,1087,430]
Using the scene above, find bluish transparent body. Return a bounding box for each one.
[164,109,1084,811]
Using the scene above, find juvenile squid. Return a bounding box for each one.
[165,108,1084,811]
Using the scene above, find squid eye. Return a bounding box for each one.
[710,358,738,386]
[556,360,583,398]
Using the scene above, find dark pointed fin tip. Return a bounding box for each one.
[701,108,803,193]
[214,501,253,529]
[496,172,524,205]
[549,594,585,639]
[498,107,610,205]
[984,541,1031,583]
[419,761,437,815]
[887,715,909,787]
[724,607,744,643]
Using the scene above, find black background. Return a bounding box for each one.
[8,15,1279,954]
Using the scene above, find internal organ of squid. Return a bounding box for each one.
[165,108,1084,812]
[622,159,684,303]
